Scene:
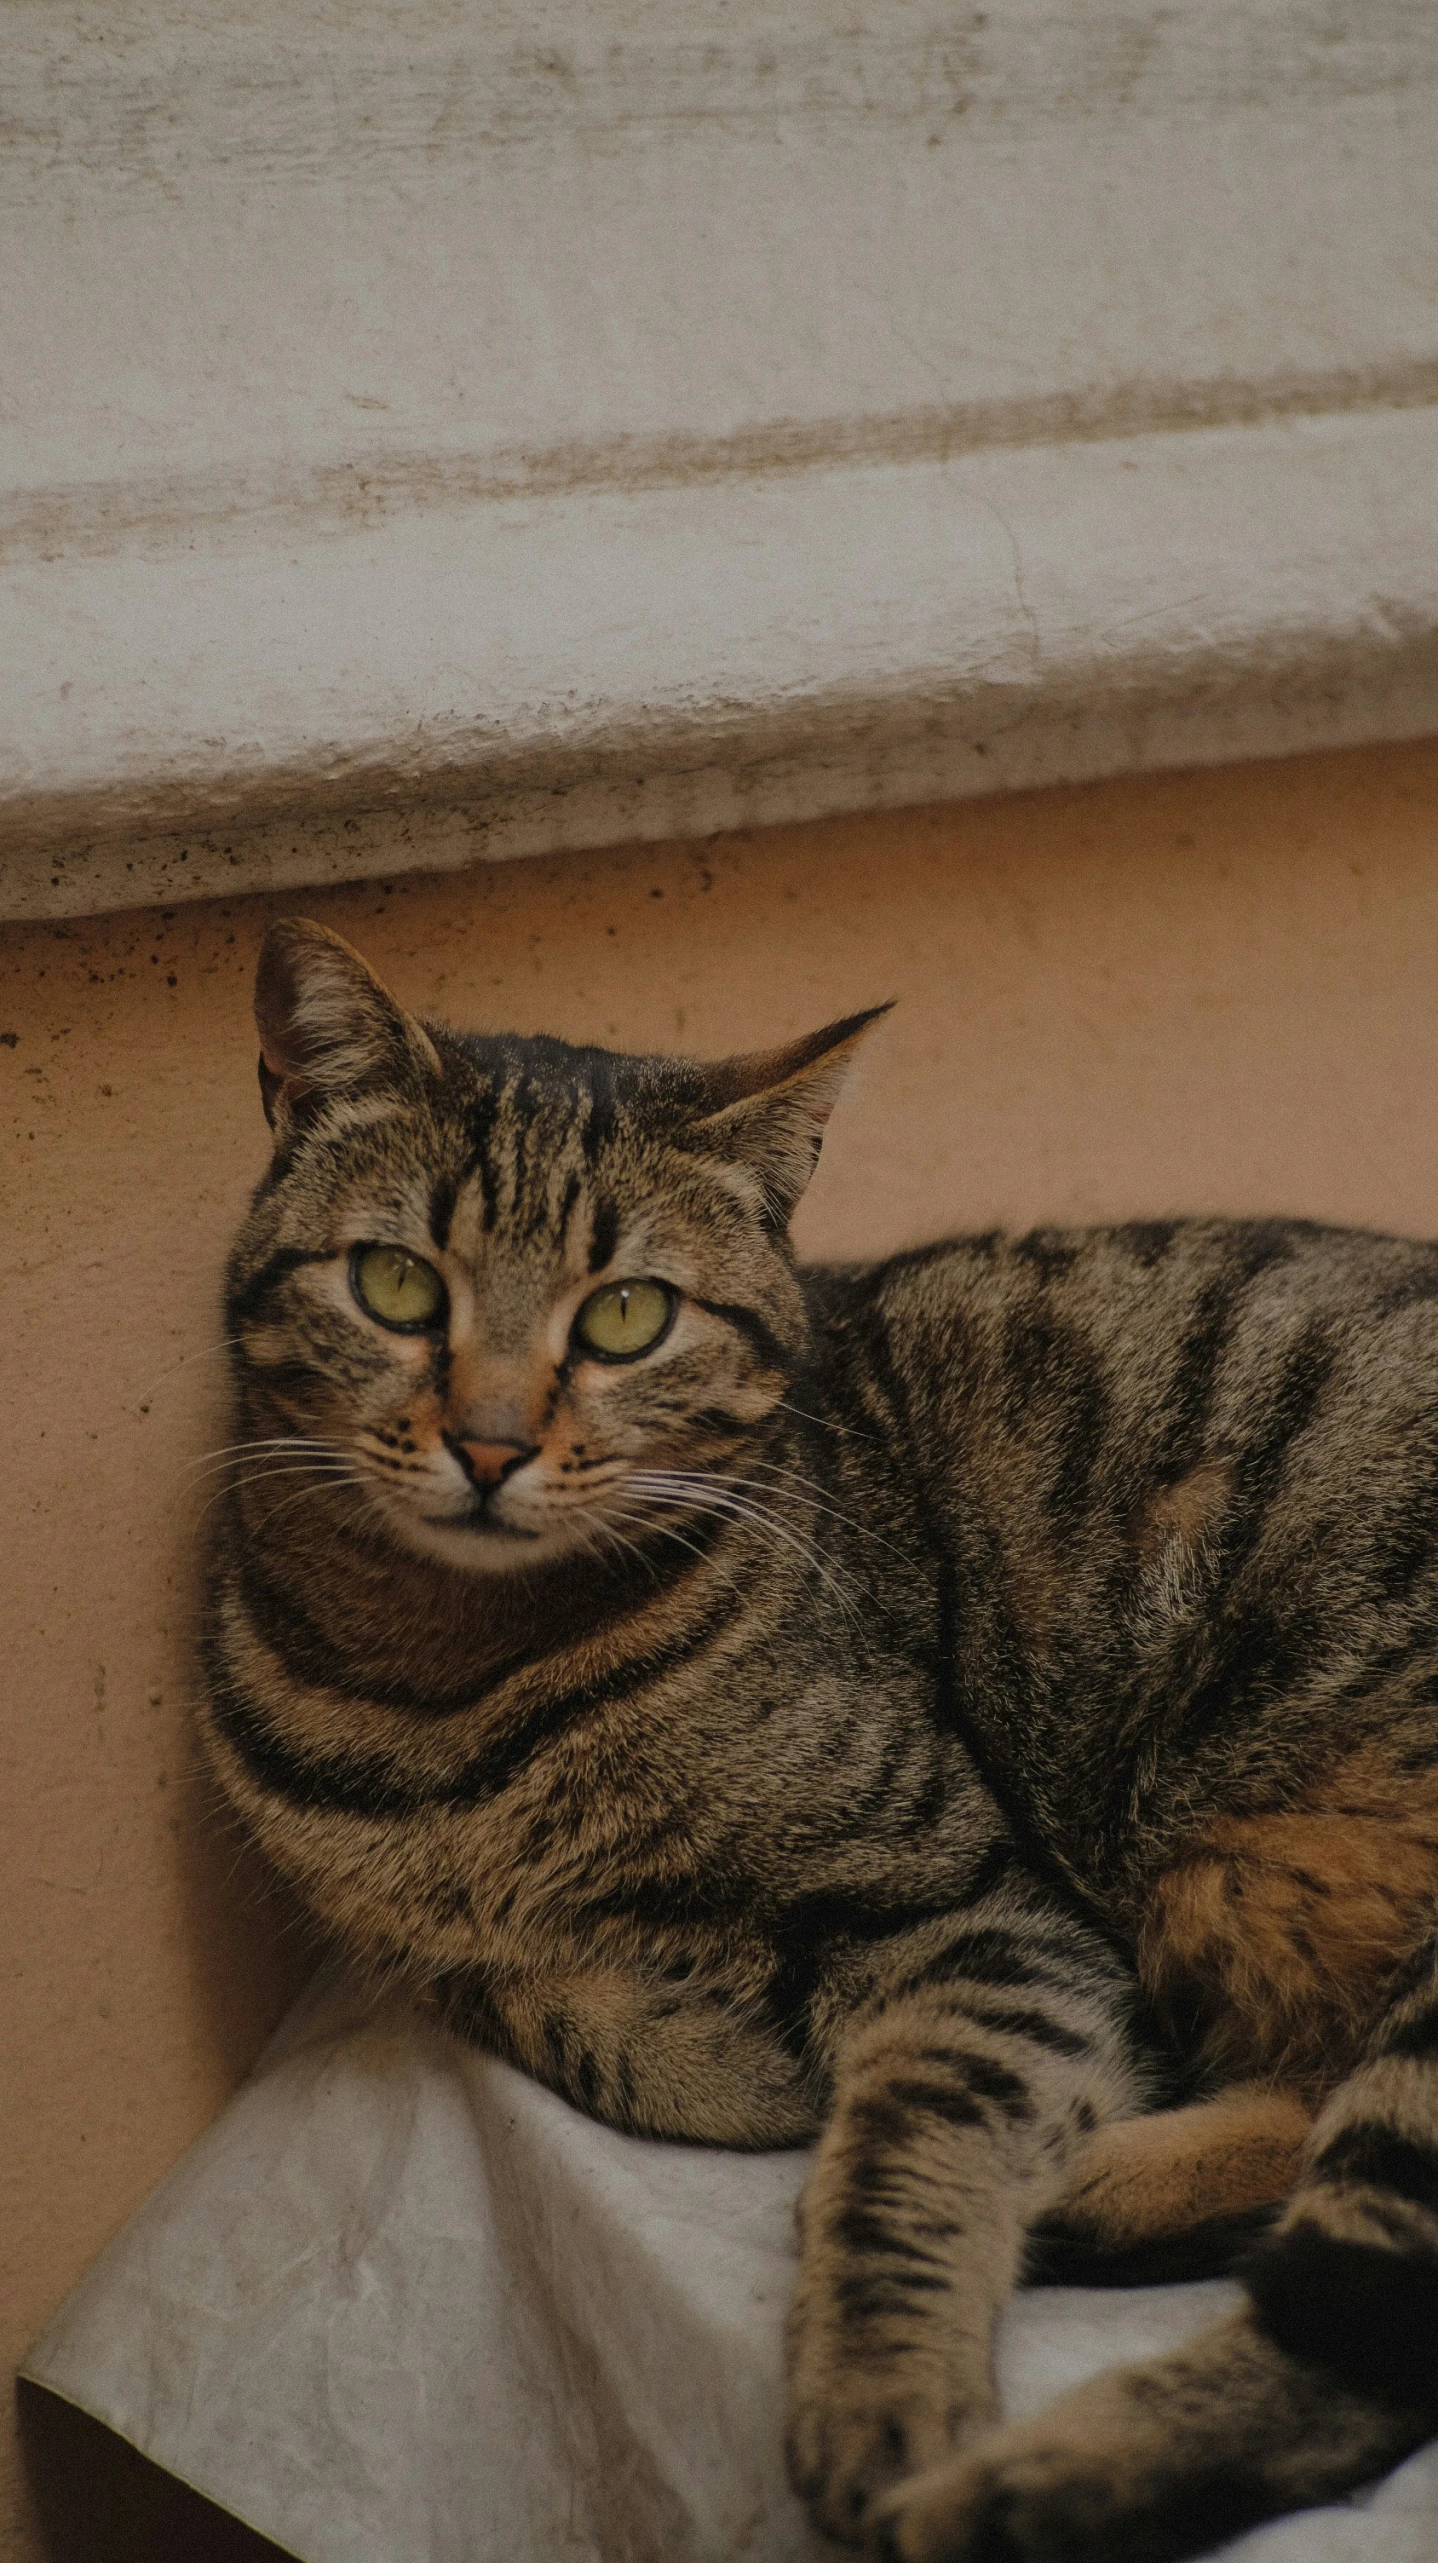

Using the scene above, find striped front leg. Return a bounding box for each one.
[784,1891,1144,2546]
[872,1927,1438,2563]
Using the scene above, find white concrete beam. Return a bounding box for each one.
[3,3,1436,920]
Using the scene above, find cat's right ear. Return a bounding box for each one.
[254,919,440,1136]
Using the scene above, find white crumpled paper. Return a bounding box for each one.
[23,1969,1438,2561]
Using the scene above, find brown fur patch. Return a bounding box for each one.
[1054,2086,1312,2247]
[1133,1456,1235,1563]
[1140,1749,1438,2091]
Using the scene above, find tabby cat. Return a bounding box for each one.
[201,917,1438,2561]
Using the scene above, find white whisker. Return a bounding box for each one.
[625,1472,863,1627]
[230,1477,368,1539]
[602,1500,756,1604]
[568,1503,662,1585]
[177,1433,355,1486]
[135,1335,248,1403]
[185,1460,367,1538]
[712,1457,911,1568]
[776,1397,880,1446]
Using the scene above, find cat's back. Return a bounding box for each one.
[805,1214,1438,1495]
[803,1216,1438,1910]
[801,1213,1438,1722]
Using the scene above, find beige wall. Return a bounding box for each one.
[6,735,1438,2558]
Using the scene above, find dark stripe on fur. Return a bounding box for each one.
[429,1173,457,1252]
[962,2001,1092,2057]
[765,1889,975,2057]
[943,2050,1036,2123]
[208,1580,744,1818]
[1247,2218,1438,2401]
[1377,2002,1438,2062]
[855,2079,989,2138]
[691,1296,795,1374]
[1026,2205,1279,2288]
[1310,2121,1438,2212]
[834,2209,954,2267]
[588,1197,619,1274]
[581,1056,620,1163]
[887,1928,1053,2000]
[506,1075,531,1219]
[231,1550,524,1717]
[1159,1228,1297,1473]
[835,2268,951,2321]
[848,1294,1133,1967]
[459,1087,501,1234]
[227,1246,334,1323]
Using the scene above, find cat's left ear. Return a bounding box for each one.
[254,917,440,1135]
[683,1005,891,1226]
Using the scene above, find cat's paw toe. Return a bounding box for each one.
[787,2390,961,2548]
[871,2432,1134,2563]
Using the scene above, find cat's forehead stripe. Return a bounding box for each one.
[428,1170,458,1253]
[579,1056,621,1164]
[588,1198,620,1275]
[503,1073,533,1223]
[428,1062,605,1266]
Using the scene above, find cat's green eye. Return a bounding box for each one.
[574,1278,675,1363]
[351,1243,446,1332]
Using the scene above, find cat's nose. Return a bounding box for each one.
[447,1437,538,1490]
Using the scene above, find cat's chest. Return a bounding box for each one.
[279,1734,756,1981]
[213,1550,988,1980]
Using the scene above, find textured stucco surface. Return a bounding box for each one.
[5,2,1437,915]
[6,737,1438,2556]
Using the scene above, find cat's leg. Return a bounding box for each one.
[875,2303,1428,2563]
[874,1928,1438,2563]
[784,1886,1146,2546]
[1027,2080,1312,2282]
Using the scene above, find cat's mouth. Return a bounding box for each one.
[423,1502,541,1542]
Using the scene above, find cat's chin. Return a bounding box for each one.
[385,1507,589,1578]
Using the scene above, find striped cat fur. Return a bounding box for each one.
[201,918,1438,2561]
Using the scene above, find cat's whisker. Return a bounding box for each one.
[624,1473,864,1626]
[568,1503,662,1586]
[222,1460,365,1491]
[183,1457,362,1504]
[134,1334,249,1403]
[177,1448,300,1490]
[776,1396,881,1447]
[602,1500,755,1602]
[185,1460,368,1538]
[716,1455,913,1568]
[180,1442,358,1485]
[180,1431,355,1464]
[181,1471,341,1536]
[682,1457,893,1540]
[222,1476,371,1539]
[176,1435,356,1488]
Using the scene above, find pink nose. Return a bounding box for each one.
[450,1438,536,1490]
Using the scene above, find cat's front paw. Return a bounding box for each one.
[786,2378,969,2548]
[870,2425,1159,2563]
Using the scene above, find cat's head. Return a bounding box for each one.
[226,918,885,1575]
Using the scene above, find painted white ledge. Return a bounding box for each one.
[4,4,1437,922]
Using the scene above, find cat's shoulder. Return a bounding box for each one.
[801,1214,1438,1331]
